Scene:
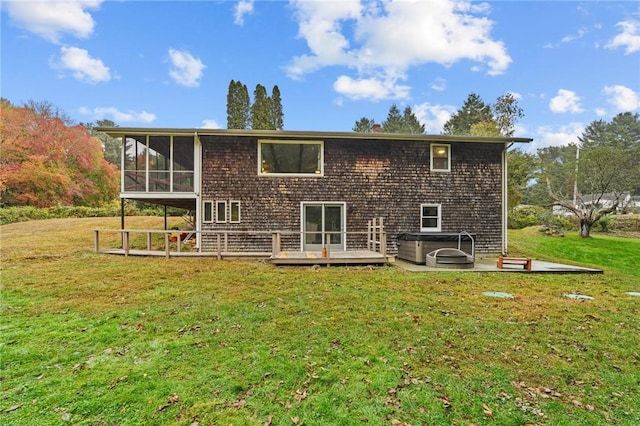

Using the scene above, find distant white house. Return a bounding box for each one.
[553,192,639,216]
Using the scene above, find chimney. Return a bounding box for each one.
[371,123,382,133]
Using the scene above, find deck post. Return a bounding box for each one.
[94,230,100,252]
[272,232,281,256]
[123,231,130,257]
[325,234,331,258]
[216,234,222,260]
[146,232,152,251]
[165,233,170,259]
[381,231,387,255]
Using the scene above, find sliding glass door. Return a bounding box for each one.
[302,203,345,251]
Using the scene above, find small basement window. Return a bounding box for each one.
[259,140,323,176]
[430,144,450,172]
[420,204,441,232]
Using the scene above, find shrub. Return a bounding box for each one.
[0,203,190,225]
[508,205,548,229]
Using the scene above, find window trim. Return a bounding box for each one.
[258,139,324,177]
[430,143,451,172]
[420,203,442,232]
[229,200,241,223]
[215,200,227,223]
[203,200,214,223]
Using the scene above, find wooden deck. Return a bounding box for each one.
[97,248,390,265]
[271,250,390,265]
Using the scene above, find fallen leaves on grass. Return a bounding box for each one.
[109,375,128,389]
[482,403,493,417]
[4,404,22,413]
[158,393,179,411]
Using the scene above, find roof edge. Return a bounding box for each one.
[95,127,533,143]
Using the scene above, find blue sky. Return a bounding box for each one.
[1,0,639,153]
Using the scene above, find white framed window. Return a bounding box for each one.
[216,200,227,223]
[230,201,241,223]
[420,204,441,232]
[203,200,214,223]
[430,144,450,172]
[258,140,323,176]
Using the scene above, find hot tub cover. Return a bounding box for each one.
[397,232,476,242]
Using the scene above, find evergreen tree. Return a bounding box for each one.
[443,92,524,137]
[353,117,376,132]
[443,93,493,135]
[226,80,250,129]
[251,84,272,130]
[401,106,425,134]
[381,104,403,133]
[269,85,284,130]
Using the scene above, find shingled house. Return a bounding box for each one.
[97,127,531,259]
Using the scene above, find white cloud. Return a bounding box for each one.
[603,85,640,112]
[595,108,607,117]
[430,78,447,92]
[53,46,110,84]
[200,119,222,129]
[606,20,640,54]
[333,75,410,101]
[549,89,584,114]
[3,0,102,43]
[168,49,206,88]
[530,122,584,152]
[412,102,457,134]
[561,28,587,44]
[287,0,511,102]
[234,0,254,26]
[79,106,156,123]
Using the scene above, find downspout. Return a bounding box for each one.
[502,142,514,254]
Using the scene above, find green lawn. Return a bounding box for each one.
[1,218,639,425]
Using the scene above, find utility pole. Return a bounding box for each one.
[573,145,580,208]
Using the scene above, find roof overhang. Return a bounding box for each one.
[96,127,533,144]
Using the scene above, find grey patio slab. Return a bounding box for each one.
[394,258,603,274]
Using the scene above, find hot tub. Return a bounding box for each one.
[396,232,475,264]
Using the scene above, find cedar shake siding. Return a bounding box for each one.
[200,135,504,253]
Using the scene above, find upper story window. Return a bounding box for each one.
[430,144,450,172]
[123,135,194,192]
[258,140,323,176]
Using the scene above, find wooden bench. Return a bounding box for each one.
[497,256,532,271]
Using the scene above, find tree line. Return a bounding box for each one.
[226,80,283,130]
[0,99,118,208]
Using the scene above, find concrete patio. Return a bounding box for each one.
[394,257,604,274]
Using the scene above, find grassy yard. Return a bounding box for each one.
[1,218,639,425]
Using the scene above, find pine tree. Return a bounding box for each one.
[251,84,272,130]
[226,80,250,129]
[443,93,493,135]
[381,104,403,133]
[270,85,284,130]
[401,106,425,134]
[352,117,377,132]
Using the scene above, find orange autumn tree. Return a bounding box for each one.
[0,100,118,207]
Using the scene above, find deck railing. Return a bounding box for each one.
[94,223,387,260]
